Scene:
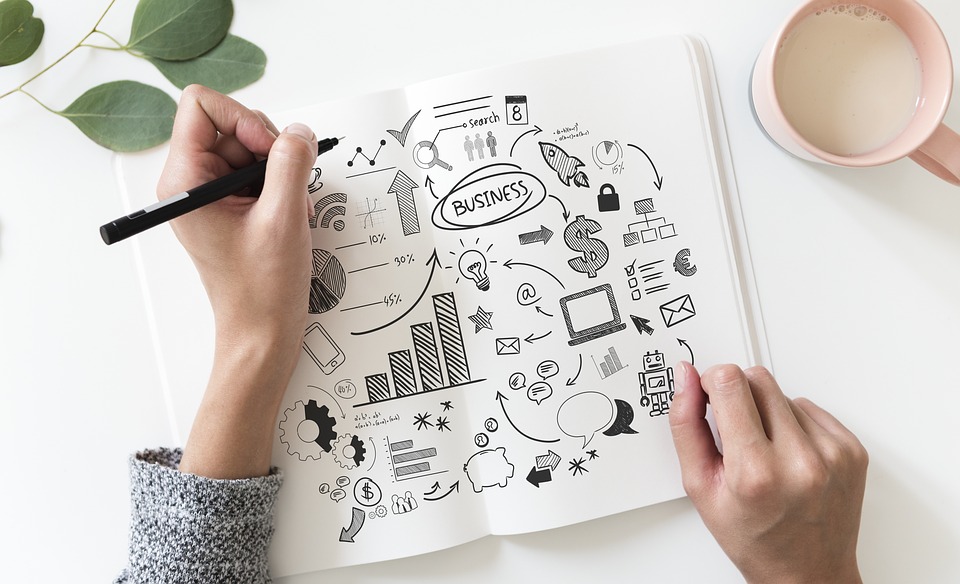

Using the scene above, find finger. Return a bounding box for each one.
[258,123,318,224]
[252,109,280,137]
[742,366,803,441]
[211,133,258,170]
[793,397,859,443]
[699,364,768,456]
[669,361,721,497]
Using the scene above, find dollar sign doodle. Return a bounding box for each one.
[564,215,609,278]
[361,482,374,501]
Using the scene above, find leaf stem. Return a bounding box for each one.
[18,89,60,115]
[91,29,125,49]
[0,0,120,102]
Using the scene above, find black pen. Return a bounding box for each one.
[100,136,343,245]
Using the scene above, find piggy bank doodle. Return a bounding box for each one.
[463,447,515,493]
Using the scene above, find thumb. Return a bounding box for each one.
[669,361,721,498]
[259,122,318,222]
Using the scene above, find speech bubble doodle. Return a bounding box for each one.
[336,475,351,488]
[557,391,614,448]
[508,372,526,390]
[335,379,357,399]
[319,483,331,494]
[330,489,346,503]
[537,360,559,380]
[527,381,553,405]
[603,399,639,437]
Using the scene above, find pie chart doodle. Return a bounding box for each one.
[310,249,347,314]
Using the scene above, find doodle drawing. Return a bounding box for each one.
[527,449,560,488]
[557,391,614,448]
[597,183,620,212]
[638,350,675,417]
[539,141,589,188]
[495,337,520,355]
[355,197,386,229]
[391,492,419,515]
[623,198,677,246]
[568,457,589,476]
[278,400,338,461]
[603,399,639,436]
[560,284,626,346]
[339,507,365,543]
[308,167,323,194]
[564,215,609,278]
[387,109,421,146]
[423,481,460,502]
[347,139,387,167]
[354,477,382,507]
[309,250,347,314]
[592,140,623,169]
[505,95,529,125]
[388,437,444,482]
[458,249,491,291]
[635,259,670,295]
[630,315,655,336]
[302,322,345,375]
[592,346,626,379]
[659,294,696,328]
[310,193,348,231]
[468,306,494,333]
[413,140,453,171]
[518,225,553,246]
[332,434,367,470]
[387,170,421,236]
[464,447,515,493]
[673,248,697,276]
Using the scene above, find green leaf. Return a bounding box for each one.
[127,0,232,61]
[59,81,176,152]
[0,0,44,66]
[148,34,265,93]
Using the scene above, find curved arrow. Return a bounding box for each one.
[308,385,345,419]
[425,175,439,199]
[339,507,365,543]
[548,194,571,221]
[626,143,664,191]
[509,125,543,157]
[677,338,694,365]
[495,391,560,444]
[424,481,460,501]
[524,330,552,344]
[535,306,553,318]
[565,354,583,386]
[503,258,565,290]
[366,436,376,471]
[352,249,441,336]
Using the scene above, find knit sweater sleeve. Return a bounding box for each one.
[114,448,283,584]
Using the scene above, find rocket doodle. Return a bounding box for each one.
[539,142,590,188]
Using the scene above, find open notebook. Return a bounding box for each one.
[115,34,767,576]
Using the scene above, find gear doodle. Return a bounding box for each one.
[333,434,367,470]
[375,504,388,518]
[278,399,338,461]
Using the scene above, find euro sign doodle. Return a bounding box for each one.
[673,248,697,277]
[564,215,609,278]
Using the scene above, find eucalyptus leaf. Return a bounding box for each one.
[59,81,176,152]
[127,0,232,61]
[0,0,44,66]
[148,34,265,93]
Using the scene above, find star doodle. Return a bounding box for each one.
[436,416,451,432]
[587,449,599,460]
[413,412,433,431]
[441,401,454,411]
[468,306,494,333]
[568,457,588,477]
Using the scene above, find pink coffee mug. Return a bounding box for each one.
[751,0,960,185]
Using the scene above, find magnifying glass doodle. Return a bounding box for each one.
[413,140,453,171]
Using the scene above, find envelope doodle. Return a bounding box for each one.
[659,294,696,328]
[496,337,521,355]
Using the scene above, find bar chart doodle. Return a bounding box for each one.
[592,346,627,379]
[356,292,481,407]
[386,436,445,482]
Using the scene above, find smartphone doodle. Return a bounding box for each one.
[302,322,345,375]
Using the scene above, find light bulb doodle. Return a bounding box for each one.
[458,250,489,291]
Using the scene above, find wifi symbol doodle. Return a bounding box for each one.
[311,193,347,231]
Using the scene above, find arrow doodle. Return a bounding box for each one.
[566,354,583,386]
[425,175,440,199]
[548,194,571,221]
[627,143,664,191]
[524,331,552,344]
[387,170,421,236]
[518,225,554,246]
[678,338,695,365]
[535,306,553,318]
[424,481,460,501]
[503,259,565,290]
[631,315,655,336]
[352,250,441,336]
[509,124,543,157]
[526,467,552,488]
[495,391,560,444]
[339,507,365,543]
[424,482,441,497]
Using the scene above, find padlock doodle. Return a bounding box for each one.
[597,183,620,212]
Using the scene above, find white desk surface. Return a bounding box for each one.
[2,1,958,582]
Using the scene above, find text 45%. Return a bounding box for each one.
[383,292,403,308]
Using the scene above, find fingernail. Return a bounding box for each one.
[675,361,690,395]
[284,122,315,141]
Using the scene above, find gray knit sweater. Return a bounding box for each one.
[114,448,283,584]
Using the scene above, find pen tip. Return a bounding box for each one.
[338,136,346,141]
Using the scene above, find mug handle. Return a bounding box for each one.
[909,124,960,186]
